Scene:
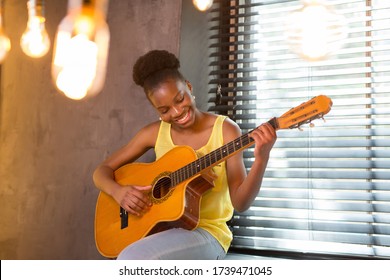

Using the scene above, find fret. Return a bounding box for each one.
[184,165,189,181]
[221,146,228,157]
[210,151,216,165]
[195,160,201,173]
[226,141,231,154]
[179,168,184,183]
[189,163,195,177]
[216,147,222,162]
[242,133,252,146]
[248,134,254,145]
[171,172,177,186]
[200,157,206,170]
[175,169,181,184]
[268,117,278,130]
[182,168,186,181]
[234,137,242,151]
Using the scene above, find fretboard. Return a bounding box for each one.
[170,117,278,186]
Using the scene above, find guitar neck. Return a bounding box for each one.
[170,117,279,186]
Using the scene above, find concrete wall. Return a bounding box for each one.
[0,0,182,259]
[179,0,211,112]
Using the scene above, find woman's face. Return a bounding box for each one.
[148,79,197,129]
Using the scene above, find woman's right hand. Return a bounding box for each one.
[112,185,153,216]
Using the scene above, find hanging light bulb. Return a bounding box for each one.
[52,0,110,100]
[193,0,213,12]
[20,0,50,58]
[286,0,347,61]
[0,2,11,63]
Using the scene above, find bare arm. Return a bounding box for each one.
[93,122,160,216]
[224,119,277,212]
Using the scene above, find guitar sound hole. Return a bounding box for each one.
[152,175,172,199]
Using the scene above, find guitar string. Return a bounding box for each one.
[176,134,250,181]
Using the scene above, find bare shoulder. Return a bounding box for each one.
[201,111,219,126]
[222,116,242,142]
[136,121,161,147]
[99,121,161,169]
[140,120,160,134]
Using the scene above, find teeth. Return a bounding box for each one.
[177,112,189,123]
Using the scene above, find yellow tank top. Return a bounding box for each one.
[154,115,233,252]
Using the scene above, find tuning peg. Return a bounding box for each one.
[298,126,304,131]
[310,123,315,128]
[322,117,326,123]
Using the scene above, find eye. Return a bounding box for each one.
[160,108,169,114]
[176,93,185,103]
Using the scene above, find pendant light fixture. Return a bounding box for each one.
[51,0,110,100]
[20,0,51,58]
[285,0,347,61]
[193,0,213,12]
[0,0,11,63]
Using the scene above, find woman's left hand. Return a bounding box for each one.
[250,123,277,160]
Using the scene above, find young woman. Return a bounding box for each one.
[93,49,277,259]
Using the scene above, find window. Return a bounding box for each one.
[208,0,390,258]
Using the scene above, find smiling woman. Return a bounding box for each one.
[92,49,277,259]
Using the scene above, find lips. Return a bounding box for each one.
[175,110,191,125]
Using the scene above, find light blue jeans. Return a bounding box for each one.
[117,228,226,260]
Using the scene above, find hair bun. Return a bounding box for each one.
[133,50,180,86]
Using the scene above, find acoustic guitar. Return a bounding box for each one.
[94,95,333,258]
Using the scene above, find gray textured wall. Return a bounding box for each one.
[179,0,211,112]
[0,0,182,259]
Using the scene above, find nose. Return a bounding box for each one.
[171,105,182,117]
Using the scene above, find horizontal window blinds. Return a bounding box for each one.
[208,0,390,258]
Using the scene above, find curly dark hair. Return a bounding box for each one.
[132,50,186,93]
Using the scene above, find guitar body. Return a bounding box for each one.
[94,145,214,258]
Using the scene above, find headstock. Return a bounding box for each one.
[275,95,333,130]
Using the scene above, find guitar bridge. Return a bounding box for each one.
[120,207,128,229]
